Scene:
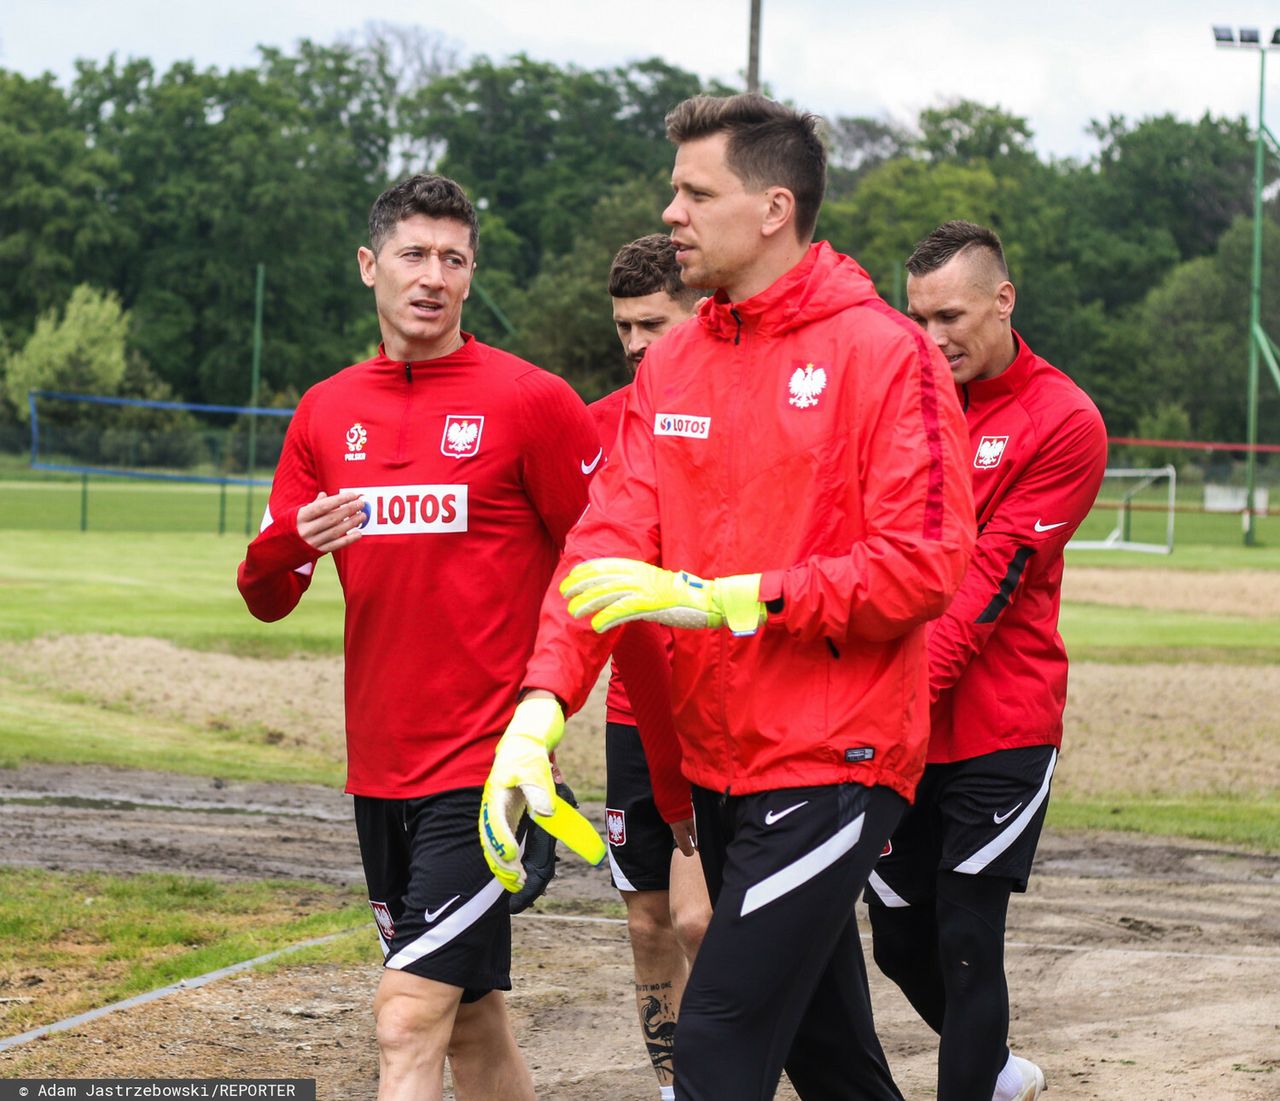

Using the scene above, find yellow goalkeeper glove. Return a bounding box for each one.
[479,696,606,891]
[561,558,765,636]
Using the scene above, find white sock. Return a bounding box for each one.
[992,1052,1022,1101]
[659,1087,675,1101]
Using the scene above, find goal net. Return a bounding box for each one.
[1070,465,1177,554]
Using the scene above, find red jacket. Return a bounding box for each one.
[237,338,597,798]
[927,332,1107,763]
[527,243,975,802]
[589,386,690,823]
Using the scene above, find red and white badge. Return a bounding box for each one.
[606,807,627,846]
[974,435,1008,469]
[441,415,484,459]
[369,899,395,941]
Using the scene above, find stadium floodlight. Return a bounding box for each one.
[1212,24,1280,544]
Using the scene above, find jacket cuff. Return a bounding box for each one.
[759,569,786,621]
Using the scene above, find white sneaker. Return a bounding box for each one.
[1004,1054,1046,1101]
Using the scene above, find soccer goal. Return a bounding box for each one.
[1069,465,1177,554]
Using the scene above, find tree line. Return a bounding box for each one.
[2,27,1278,455]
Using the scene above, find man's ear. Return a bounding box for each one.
[995,279,1016,322]
[357,246,377,289]
[760,186,796,240]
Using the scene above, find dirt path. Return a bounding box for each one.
[2,765,1278,1099]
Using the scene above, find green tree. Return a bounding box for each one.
[3,285,129,415]
[0,71,124,339]
[506,173,674,399]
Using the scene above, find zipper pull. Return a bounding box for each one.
[404,362,412,383]
[730,308,743,346]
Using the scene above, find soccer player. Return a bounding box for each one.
[599,234,711,1100]
[866,220,1107,1101]
[479,95,975,1100]
[237,174,598,1101]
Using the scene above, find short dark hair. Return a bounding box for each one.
[608,234,701,307]
[664,94,826,241]
[906,220,1008,280]
[368,174,479,256]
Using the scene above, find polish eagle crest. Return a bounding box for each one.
[788,363,827,409]
[441,415,485,459]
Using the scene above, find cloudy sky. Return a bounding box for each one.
[5,0,1280,160]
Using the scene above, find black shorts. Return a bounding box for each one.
[605,721,673,892]
[865,745,1057,907]
[354,786,514,1001]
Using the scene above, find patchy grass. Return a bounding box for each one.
[0,869,366,1035]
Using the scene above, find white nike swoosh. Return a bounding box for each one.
[424,895,461,923]
[580,448,604,475]
[993,803,1024,825]
[1033,519,1069,532]
[764,801,809,826]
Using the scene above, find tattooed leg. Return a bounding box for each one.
[622,889,689,1088]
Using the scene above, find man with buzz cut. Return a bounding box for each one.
[866,220,1107,1101]
[597,233,712,1101]
[478,94,976,1100]
[237,173,599,1101]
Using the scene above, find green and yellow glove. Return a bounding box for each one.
[479,697,606,891]
[561,558,766,636]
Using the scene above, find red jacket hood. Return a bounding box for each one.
[697,241,879,341]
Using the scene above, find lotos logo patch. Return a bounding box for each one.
[442,415,485,459]
[345,422,368,461]
[606,807,627,846]
[369,900,395,941]
[654,413,711,439]
[974,435,1009,469]
[344,484,468,534]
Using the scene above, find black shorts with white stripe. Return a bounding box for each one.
[866,744,1057,908]
[605,721,674,892]
[355,786,515,1002]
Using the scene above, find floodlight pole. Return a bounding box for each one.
[747,0,761,94]
[1245,51,1265,545]
[245,262,265,537]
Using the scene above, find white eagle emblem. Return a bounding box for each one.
[974,435,1009,469]
[788,363,827,409]
[441,415,484,459]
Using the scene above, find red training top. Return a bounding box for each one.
[926,331,1108,763]
[527,243,975,802]
[237,337,598,798]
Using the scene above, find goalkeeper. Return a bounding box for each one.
[480,93,975,1100]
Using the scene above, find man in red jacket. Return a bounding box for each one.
[866,221,1107,1101]
[600,234,711,1100]
[479,95,975,1100]
[237,175,598,1101]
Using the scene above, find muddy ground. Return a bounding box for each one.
[0,764,1278,1100]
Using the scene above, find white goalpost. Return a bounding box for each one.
[1069,465,1177,554]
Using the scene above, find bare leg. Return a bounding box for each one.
[372,970,462,1101]
[448,990,537,1101]
[667,847,711,966]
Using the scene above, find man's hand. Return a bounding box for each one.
[480,696,606,891]
[297,490,365,555]
[561,558,765,636]
[670,816,697,858]
[507,779,580,914]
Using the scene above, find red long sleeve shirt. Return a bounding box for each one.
[927,331,1108,763]
[237,338,598,798]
